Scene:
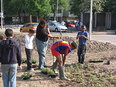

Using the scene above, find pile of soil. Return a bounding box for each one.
[14,34,116,54]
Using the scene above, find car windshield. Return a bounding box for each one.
[32,24,38,26]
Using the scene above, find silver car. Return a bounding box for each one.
[47,21,67,32]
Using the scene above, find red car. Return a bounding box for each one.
[64,21,76,28]
[67,24,75,28]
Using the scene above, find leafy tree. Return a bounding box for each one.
[3,0,51,21]
[50,0,68,20]
[104,0,116,12]
[71,0,106,16]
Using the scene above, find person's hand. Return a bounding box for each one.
[81,35,86,38]
[78,35,81,38]
[55,36,61,39]
[19,65,22,69]
[48,33,53,37]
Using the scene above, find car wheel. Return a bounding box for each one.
[55,28,58,32]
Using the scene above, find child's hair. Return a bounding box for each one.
[71,41,77,49]
[5,29,13,37]
[81,25,86,29]
[29,29,35,34]
[0,35,4,40]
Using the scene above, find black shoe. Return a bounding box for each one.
[0,72,2,77]
[44,65,48,67]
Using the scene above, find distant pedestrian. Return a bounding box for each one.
[0,35,4,77]
[24,29,35,71]
[76,25,89,64]
[51,41,77,80]
[75,20,83,31]
[0,29,22,87]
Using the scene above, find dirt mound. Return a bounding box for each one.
[14,34,116,54]
[87,40,116,53]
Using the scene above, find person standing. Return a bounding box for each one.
[0,35,4,77]
[76,25,89,64]
[24,29,35,71]
[0,29,22,87]
[35,19,58,69]
[51,41,77,80]
[75,20,83,31]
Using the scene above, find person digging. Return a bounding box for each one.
[51,41,77,80]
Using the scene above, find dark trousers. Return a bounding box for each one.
[77,45,86,64]
[25,48,33,70]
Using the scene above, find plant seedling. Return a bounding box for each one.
[22,58,27,63]
[32,58,37,64]
[89,59,104,63]
[48,70,57,78]
[21,73,32,80]
[41,68,49,75]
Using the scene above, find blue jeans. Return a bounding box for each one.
[35,38,48,68]
[1,64,17,87]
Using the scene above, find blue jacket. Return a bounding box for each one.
[0,38,22,66]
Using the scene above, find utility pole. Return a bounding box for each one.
[1,0,3,29]
[89,0,93,40]
[56,0,59,21]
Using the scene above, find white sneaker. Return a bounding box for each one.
[26,68,34,72]
[60,77,70,81]
[29,68,34,72]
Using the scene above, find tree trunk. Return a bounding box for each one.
[18,12,21,24]
[29,15,32,23]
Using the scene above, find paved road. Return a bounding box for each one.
[91,35,116,45]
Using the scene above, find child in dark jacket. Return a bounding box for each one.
[0,29,22,87]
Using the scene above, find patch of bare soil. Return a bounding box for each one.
[0,33,116,87]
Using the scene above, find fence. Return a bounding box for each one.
[82,12,116,31]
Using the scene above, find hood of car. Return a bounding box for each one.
[55,24,67,29]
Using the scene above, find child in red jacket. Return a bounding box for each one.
[51,41,77,80]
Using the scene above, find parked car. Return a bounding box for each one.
[47,21,67,32]
[64,20,76,28]
[20,23,38,32]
